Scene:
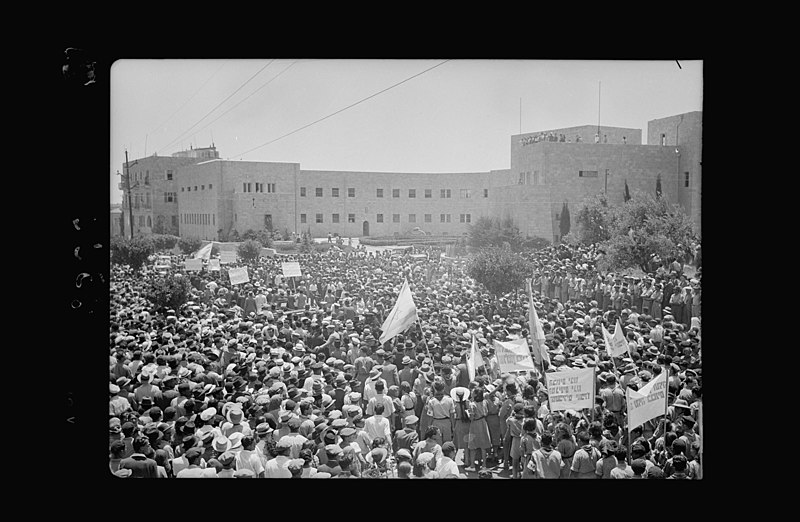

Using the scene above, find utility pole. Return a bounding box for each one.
[125,149,135,239]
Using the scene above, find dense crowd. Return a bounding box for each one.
[109,240,701,479]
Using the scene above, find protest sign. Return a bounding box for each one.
[626,371,668,430]
[493,339,536,373]
[260,247,276,257]
[228,267,250,286]
[281,261,302,278]
[184,258,203,272]
[219,251,237,264]
[209,258,221,271]
[545,367,595,411]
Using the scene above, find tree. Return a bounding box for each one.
[624,179,631,202]
[178,237,203,255]
[468,216,524,251]
[237,239,262,262]
[110,236,154,271]
[574,193,615,245]
[150,234,180,252]
[598,191,697,272]
[467,247,533,296]
[242,228,273,248]
[145,274,193,312]
[300,228,314,254]
[559,202,571,238]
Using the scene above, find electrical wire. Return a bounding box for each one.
[230,59,451,159]
[158,60,275,154]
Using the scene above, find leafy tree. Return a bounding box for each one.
[110,236,155,271]
[237,239,262,262]
[242,228,273,248]
[468,216,524,251]
[150,234,180,252]
[559,202,571,238]
[574,193,615,245]
[520,236,552,251]
[178,237,203,255]
[300,229,314,254]
[145,274,193,312]
[467,247,533,296]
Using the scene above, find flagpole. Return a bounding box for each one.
[591,366,596,423]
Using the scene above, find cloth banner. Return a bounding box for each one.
[219,251,237,264]
[626,371,668,430]
[281,261,302,278]
[545,367,595,411]
[494,338,536,373]
[193,242,213,260]
[228,267,250,286]
[527,279,550,365]
[603,320,629,358]
[184,258,203,272]
[209,259,221,271]
[379,278,418,344]
[466,335,485,382]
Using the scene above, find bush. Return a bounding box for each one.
[145,274,193,312]
[468,216,525,252]
[110,236,155,271]
[520,236,551,251]
[150,234,180,252]
[467,247,533,296]
[178,237,203,255]
[237,239,262,262]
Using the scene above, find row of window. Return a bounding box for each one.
[181,213,216,226]
[242,182,276,193]
[299,213,471,224]
[181,184,213,192]
[299,187,489,199]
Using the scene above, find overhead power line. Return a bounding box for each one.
[231,59,452,159]
[159,60,275,154]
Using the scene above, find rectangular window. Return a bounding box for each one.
[424,189,432,198]
[348,188,355,197]
[181,187,184,192]
[377,214,384,223]
[166,170,173,181]
[578,171,598,178]
[316,214,323,223]
[348,214,356,223]
[194,186,198,191]
[248,183,253,193]
[460,189,472,199]
[408,189,416,198]
[684,172,690,187]
[332,188,340,197]
[316,187,323,197]
[460,214,471,223]
[376,188,384,198]
[243,183,247,193]
[392,189,400,198]
[484,188,489,198]
[424,214,432,223]
[255,183,263,193]
[208,184,212,189]
[268,183,276,193]
[300,187,307,197]
[440,189,451,198]
[300,214,307,224]
[393,214,400,223]
[332,213,340,223]
[409,214,416,223]
[213,215,215,225]
[201,185,205,191]
[526,172,532,184]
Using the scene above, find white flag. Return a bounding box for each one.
[527,279,549,365]
[626,370,668,430]
[379,279,418,344]
[603,320,629,358]
[194,242,213,260]
[466,334,485,382]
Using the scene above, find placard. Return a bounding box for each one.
[219,251,238,264]
[184,258,203,272]
[281,261,302,278]
[626,371,668,429]
[493,339,536,373]
[209,259,221,271]
[545,367,595,411]
[228,267,250,285]
[261,247,277,257]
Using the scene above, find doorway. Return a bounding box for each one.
[362,221,369,237]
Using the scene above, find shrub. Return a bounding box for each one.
[466,247,533,296]
[145,274,193,312]
[150,234,180,252]
[237,239,262,262]
[110,236,155,271]
[178,237,203,255]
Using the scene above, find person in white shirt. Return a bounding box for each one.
[363,369,387,405]
[264,439,293,478]
[235,435,266,478]
[366,381,395,419]
[363,403,392,449]
[436,441,461,478]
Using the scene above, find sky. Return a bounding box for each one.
[110,59,702,204]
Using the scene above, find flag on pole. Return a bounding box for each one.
[466,334,485,382]
[603,320,628,358]
[378,279,418,344]
[527,279,549,365]
[626,370,668,429]
[194,242,213,260]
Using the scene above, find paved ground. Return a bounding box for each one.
[453,449,511,479]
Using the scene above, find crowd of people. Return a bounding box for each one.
[109,240,701,479]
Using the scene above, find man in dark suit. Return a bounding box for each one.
[118,436,159,478]
[393,415,420,453]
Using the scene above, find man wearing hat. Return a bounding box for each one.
[394,415,420,453]
[175,447,217,478]
[264,438,293,478]
[600,374,626,427]
[398,356,418,391]
[278,417,307,459]
[118,436,159,478]
[374,349,400,388]
[318,444,344,477]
